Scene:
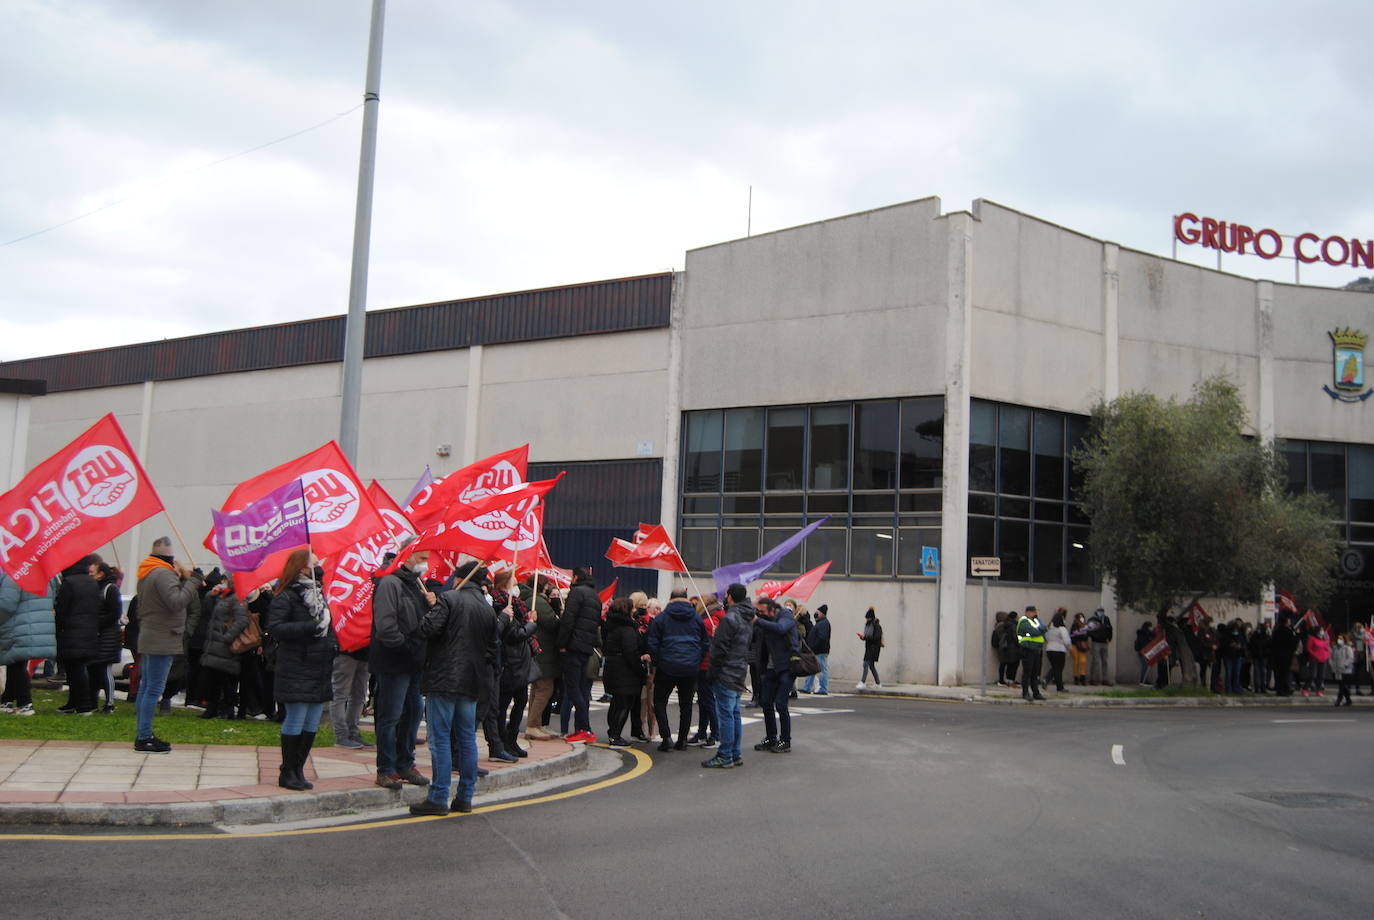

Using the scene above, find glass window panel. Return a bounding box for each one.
[1310,442,1346,514]
[999,520,1029,582]
[761,529,803,576]
[999,405,1031,496]
[1032,523,1064,584]
[967,518,994,559]
[1067,527,1093,585]
[682,410,723,493]
[1066,415,1089,502]
[1033,501,1064,522]
[900,492,943,512]
[766,408,805,491]
[852,527,896,576]
[898,515,941,528]
[1349,445,1374,522]
[810,405,850,490]
[1067,503,1089,525]
[808,493,848,515]
[898,528,942,576]
[968,493,996,516]
[763,515,804,528]
[853,493,895,513]
[722,408,764,493]
[720,528,760,567]
[806,528,848,574]
[1033,413,1065,499]
[1000,497,1030,519]
[853,401,899,490]
[679,529,717,572]
[721,515,761,526]
[721,496,761,514]
[901,397,945,490]
[681,497,720,514]
[765,494,804,513]
[1350,525,1374,543]
[680,515,717,526]
[969,401,997,492]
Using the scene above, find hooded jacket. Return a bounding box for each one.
[557,576,602,656]
[1330,642,1354,676]
[707,600,756,693]
[369,566,430,675]
[54,566,103,661]
[267,578,337,703]
[135,555,200,656]
[755,606,801,674]
[0,573,57,665]
[420,581,498,699]
[647,599,709,678]
[199,590,249,676]
[602,606,645,695]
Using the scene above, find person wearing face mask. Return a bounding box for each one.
[1330,633,1355,707]
[368,541,435,790]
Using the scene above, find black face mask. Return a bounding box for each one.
[154,554,175,565]
[313,566,326,582]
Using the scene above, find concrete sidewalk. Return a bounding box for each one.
[834,681,1374,707]
[0,736,588,827]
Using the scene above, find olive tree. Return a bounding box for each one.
[1075,377,1339,617]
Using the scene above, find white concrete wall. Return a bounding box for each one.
[1270,284,1374,443]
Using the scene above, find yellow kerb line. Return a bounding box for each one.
[0,745,652,843]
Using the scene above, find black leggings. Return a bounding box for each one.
[61,657,94,711]
[652,674,696,744]
[497,682,529,740]
[1046,651,1067,690]
[606,691,639,739]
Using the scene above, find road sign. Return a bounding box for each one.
[970,556,1001,577]
[920,546,940,577]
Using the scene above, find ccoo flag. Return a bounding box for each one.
[212,479,309,573]
[0,413,164,593]
[711,516,831,598]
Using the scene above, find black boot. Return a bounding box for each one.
[278,735,308,791]
[504,728,528,758]
[297,730,317,789]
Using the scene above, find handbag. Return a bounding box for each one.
[584,647,604,681]
[789,642,821,677]
[230,612,263,655]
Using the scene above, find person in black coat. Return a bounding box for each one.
[89,561,124,713]
[602,599,645,746]
[266,549,337,791]
[492,571,537,759]
[1270,615,1299,696]
[199,583,250,719]
[55,557,104,714]
[555,568,601,741]
[801,604,832,694]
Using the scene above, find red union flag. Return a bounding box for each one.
[367,481,416,546]
[405,445,528,532]
[1277,590,1299,615]
[490,504,544,567]
[321,530,396,653]
[599,578,618,613]
[204,442,388,595]
[1142,626,1171,666]
[0,414,164,593]
[605,524,686,572]
[757,561,832,604]
[518,535,571,589]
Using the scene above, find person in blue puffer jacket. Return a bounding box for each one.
[647,588,707,752]
[0,572,58,716]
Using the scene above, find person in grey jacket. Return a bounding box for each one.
[701,584,754,769]
[198,582,250,719]
[0,572,57,716]
[133,537,202,753]
[1331,634,1356,707]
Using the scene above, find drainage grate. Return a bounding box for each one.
[1242,792,1372,809]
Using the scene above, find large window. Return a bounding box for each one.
[680,397,943,578]
[968,399,1094,587]
[1280,437,1374,544]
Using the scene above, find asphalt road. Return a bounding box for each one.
[6,695,1371,919]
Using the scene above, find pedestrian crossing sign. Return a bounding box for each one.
[921,546,940,576]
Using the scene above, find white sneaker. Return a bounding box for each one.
[15,703,34,716]
[873,682,882,688]
[855,682,867,691]
[0,702,14,714]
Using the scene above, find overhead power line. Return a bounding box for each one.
[1,103,364,248]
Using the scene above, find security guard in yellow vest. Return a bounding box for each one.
[1017,606,1048,702]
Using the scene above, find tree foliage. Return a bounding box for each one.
[1075,377,1339,615]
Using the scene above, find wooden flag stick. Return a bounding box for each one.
[164,511,198,571]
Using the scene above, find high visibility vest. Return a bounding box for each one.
[1017,617,1045,646]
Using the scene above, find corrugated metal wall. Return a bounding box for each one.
[0,273,673,393]
[530,458,662,596]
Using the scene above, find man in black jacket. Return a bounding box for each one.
[701,584,754,769]
[556,567,602,742]
[801,604,832,695]
[369,547,433,790]
[409,562,498,816]
[55,558,103,714]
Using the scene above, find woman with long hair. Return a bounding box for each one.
[491,570,536,757]
[1069,613,1091,686]
[1044,609,1070,692]
[266,549,337,791]
[602,598,644,746]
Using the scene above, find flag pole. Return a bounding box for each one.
[164,511,198,571]
[682,570,709,602]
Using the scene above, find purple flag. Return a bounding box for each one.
[712,516,831,598]
[212,479,310,572]
[402,465,434,510]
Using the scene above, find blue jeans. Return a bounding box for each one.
[560,652,591,735]
[425,693,478,806]
[374,671,423,775]
[281,702,325,734]
[714,685,743,761]
[696,674,717,736]
[803,653,830,693]
[135,653,174,740]
[1223,657,1243,693]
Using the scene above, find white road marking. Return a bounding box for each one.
[1111,744,1126,765]
[1271,718,1356,723]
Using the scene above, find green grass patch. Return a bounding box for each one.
[0,691,373,747]
[1091,685,1219,699]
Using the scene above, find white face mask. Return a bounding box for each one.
[485,592,495,606]
[411,562,428,578]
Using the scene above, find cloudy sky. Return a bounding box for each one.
[3,0,1372,362]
